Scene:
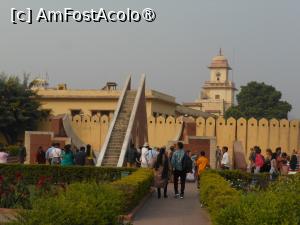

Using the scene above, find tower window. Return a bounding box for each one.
[215,95,220,100]
[216,72,221,81]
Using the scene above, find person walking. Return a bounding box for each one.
[221,146,230,170]
[254,146,264,174]
[270,153,279,180]
[248,147,256,173]
[196,151,209,188]
[18,144,26,164]
[154,147,170,199]
[171,142,187,199]
[85,144,94,166]
[140,143,150,168]
[75,146,86,166]
[46,144,55,165]
[215,146,222,169]
[125,143,138,168]
[51,143,62,165]
[36,146,46,164]
[290,150,298,171]
[61,144,74,166]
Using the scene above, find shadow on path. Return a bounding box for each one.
[134,183,211,225]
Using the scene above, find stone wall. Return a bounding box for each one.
[37,116,300,158]
[196,117,300,156]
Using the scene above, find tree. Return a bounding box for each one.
[0,73,49,144]
[225,81,292,120]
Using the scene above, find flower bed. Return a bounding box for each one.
[200,171,300,225]
[4,169,154,225]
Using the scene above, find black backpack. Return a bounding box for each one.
[182,154,193,173]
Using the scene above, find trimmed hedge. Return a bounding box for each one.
[12,183,124,225]
[11,169,154,225]
[200,171,300,225]
[0,164,136,185]
[199,171,241,222]
[113,168,154,212]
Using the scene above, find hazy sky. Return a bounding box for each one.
[1,1,300,118]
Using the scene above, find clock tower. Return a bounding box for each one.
[183,49,237,116]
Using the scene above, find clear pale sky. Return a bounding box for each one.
[1,1,299,118]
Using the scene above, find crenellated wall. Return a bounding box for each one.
[37,116,300,158]
[196,117,300,156]
[147,116,183,148]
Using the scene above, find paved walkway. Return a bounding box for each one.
[133,183,211,225]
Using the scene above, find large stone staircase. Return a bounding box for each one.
[101,90,137,166]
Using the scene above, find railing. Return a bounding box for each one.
[96,75,131,166]
[117,74,146,167]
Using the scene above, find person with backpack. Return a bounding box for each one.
[171,142,190,199]
[254,146,264,174]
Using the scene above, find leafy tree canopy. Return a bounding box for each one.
[0,73,49,144]
[225,81,292,120]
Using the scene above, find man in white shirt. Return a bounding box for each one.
[46,144,55,165]
[221,146,230,170]
[51,143,62,165]
[140,143,149,168]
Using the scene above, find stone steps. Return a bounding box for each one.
[101,90,137,167]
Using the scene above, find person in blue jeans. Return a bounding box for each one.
[171,142,186,199]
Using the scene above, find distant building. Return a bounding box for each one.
[184,50,237,116]
[34,80,211,119]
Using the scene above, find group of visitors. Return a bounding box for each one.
[36,143,95,166]
[0,143,27,164]
[126,141,198,199]
[249,146,300,178]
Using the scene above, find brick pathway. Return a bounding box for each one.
[133,182,211,225]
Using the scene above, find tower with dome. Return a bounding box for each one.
[184,49,237,116]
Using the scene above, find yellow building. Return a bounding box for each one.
[184,50,237,116]
[35,81,209,119]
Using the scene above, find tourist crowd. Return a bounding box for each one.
[36,143,95,166]
[125,142,300,199]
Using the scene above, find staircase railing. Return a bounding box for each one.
[96,75,131,166]
[117,74,146,167]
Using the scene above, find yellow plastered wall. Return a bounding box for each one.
[247,118,258,156]
[206,117,216,137]
[196,117,206,136]
[69,114,110,152]
[237,118,247,156]
[269,119,280,151]
[146,116,182,148]
[258,118,269,155]
[289,120,300,153]
[280,119,290,152]
[195,117,300,162]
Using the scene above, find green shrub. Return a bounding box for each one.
[0,164,136,185]
[199,171,241,221]
[13,183,124,225]
[216,176,300,225]
[6,145,19,156]
[201,171,300,225]
[10,169,154,225]
[113,168,154,212]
